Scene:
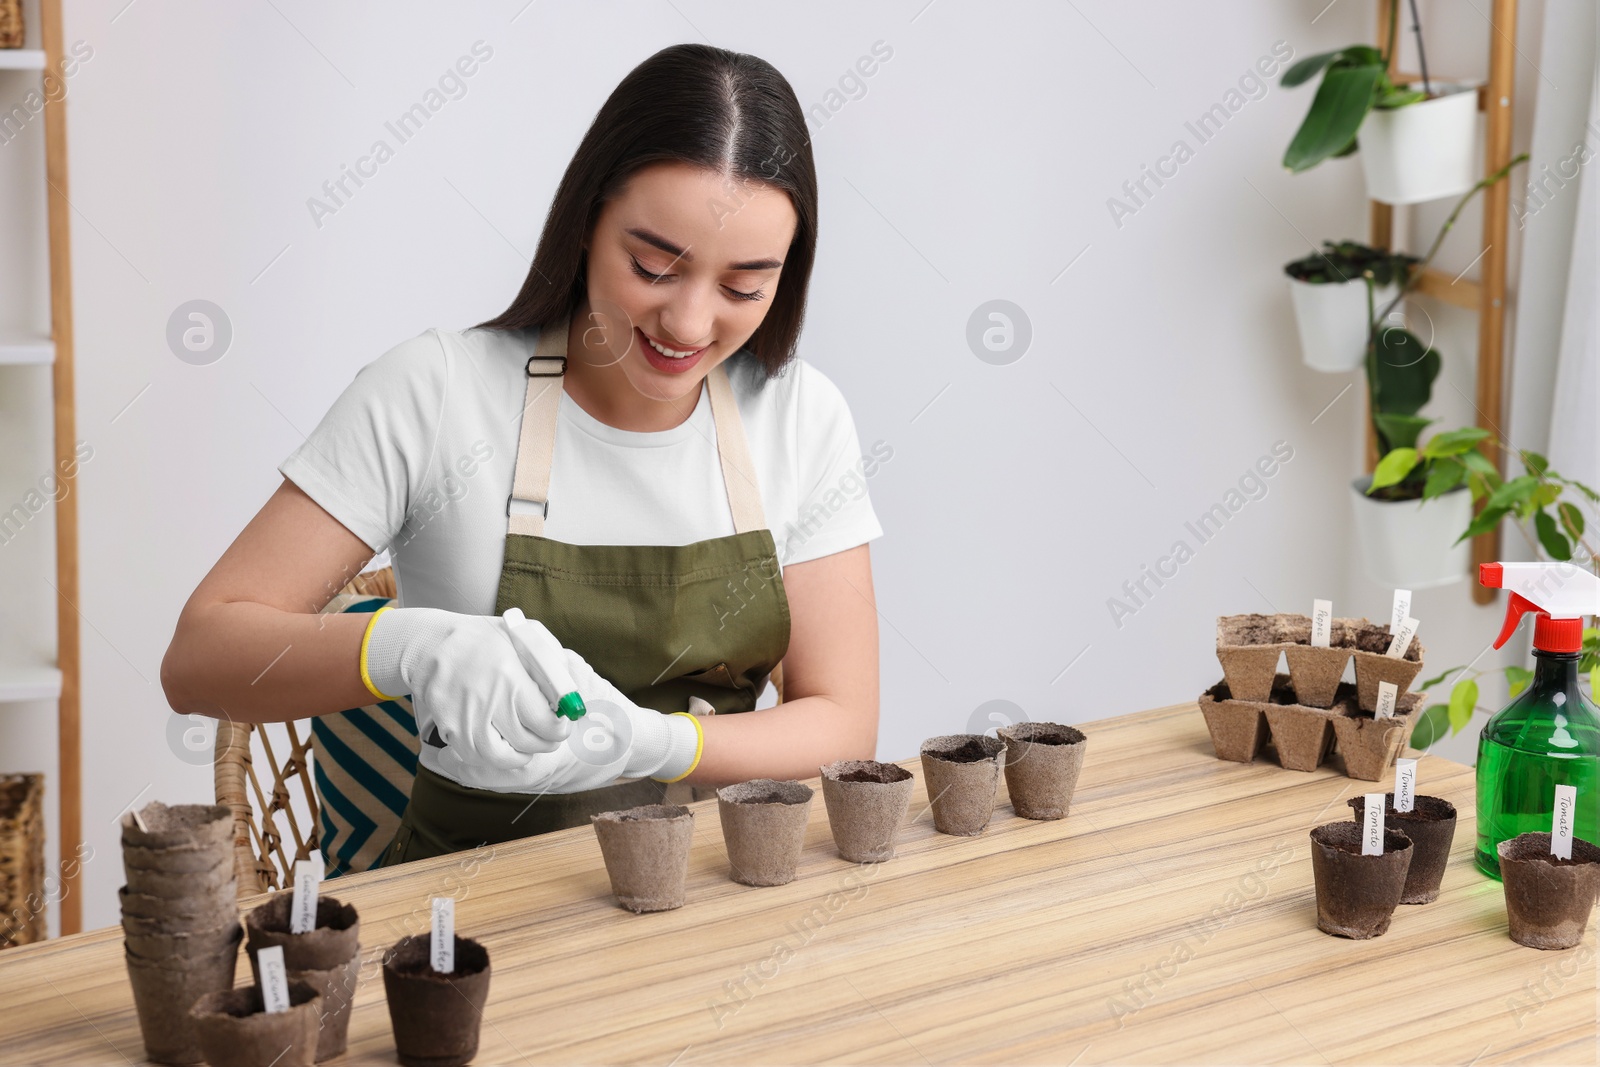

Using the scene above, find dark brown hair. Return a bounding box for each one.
[475,44,817,379]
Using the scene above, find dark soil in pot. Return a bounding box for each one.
[997,722,1086,820]
[820,760,915,862]
[1310,821,1413,939]
[920,734,1003,836]
[1348,793,1456,903]
[382,933,492,1067]
[189,980,321,1067]
[716,779,814,886]
[1497,832,1600,950]
[244,893,360,974]
[590,804,695,912]
[1346,620,1426,712]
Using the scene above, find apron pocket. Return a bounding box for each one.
[680,662,743,690]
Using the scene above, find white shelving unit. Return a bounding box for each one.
[1,0,82,937]
[0,667,63,704]
[0,334,54,365]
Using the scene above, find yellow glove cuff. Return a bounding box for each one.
[358,604,403,702]
[652,711,704,783]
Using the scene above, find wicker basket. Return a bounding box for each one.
[0,0,22,50]
[0,773,45,948]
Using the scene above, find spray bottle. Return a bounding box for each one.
[1475,562,1600,878]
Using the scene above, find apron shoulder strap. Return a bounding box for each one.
[507,316,768,537]
[704,361,766,535]
[507,318,567,538]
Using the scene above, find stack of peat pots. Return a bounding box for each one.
[1199,613,1425,780]
[120,802,243,1066]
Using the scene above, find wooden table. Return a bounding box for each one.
[3,703,1595,1065]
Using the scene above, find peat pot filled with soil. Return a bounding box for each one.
[1309,821,1413,939]
[819,760,915,863]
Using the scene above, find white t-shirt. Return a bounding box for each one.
[279,324,885,614]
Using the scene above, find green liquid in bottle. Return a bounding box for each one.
[1475,651,1600,879]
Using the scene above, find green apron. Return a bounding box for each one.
[379,316,790,865]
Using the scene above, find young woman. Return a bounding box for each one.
[160,43,883,865]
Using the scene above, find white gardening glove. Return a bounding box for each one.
[560,649,702,784]
[418,656,701,794]
[363,608,574,783]
[456,649,703,794]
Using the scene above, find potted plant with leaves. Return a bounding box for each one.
[1281,1,1479,204]
[1285,242,1416,372]
[1370,438,1600,752]
[1348,154,1528,588]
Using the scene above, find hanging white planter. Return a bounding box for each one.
[1350,477,1473,590]
[1287,276,1398,373]
[1359,81,1481,205]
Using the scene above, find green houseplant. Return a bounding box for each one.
[1344,154,1528,589]
[1284,242,1418,373]
[1281,1,1480,203]
[1368,432,1600,748]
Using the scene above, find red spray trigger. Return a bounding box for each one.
[1480,562,1586,653]
[1492,593,1542,650]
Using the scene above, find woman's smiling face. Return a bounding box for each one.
[578,160,798,405]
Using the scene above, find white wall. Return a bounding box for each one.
[0,0,1572,933]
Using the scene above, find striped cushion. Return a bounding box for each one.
[311,593,418,877]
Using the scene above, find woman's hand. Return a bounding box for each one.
[364,607,574,773]
[426,655,700,793]
[561,649,701,783]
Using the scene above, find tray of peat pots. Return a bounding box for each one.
[717,779,814,887]
[383,933,492,1067]
[243,893,361,1061]
[1309,820,1414,939]
[591,804,695,912]
[920,734,1004,836]
[1216,614,1420,713]
[996,722,1087,820]
[1348,793,1457,904]
[120,802,242,1067]
[1497,832,1600,950]
[1216,613,1361,709]
[188,982,322,1067]
[820,760,916,863]
[1332,687,1421,781]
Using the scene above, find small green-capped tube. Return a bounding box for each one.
[557,692,587,721]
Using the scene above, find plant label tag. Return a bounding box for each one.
[1311,600,1333,648]
[431,897,455,973]
[1395,758,1417,813]
[1552,785,1576,861]
[258,945,290,1014]
[1390,589,1412,633]
[1386,617,1418,659]
[1375,682,1399,720]
[290,859,321,934]
[1362,793,1386,856]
